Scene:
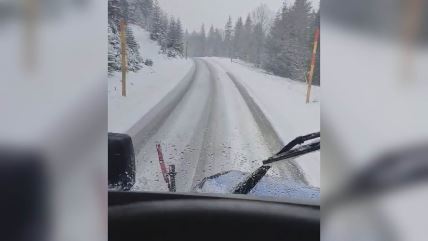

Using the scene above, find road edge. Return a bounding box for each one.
[127,60,197,155]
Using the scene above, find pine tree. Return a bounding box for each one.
[243,15,253,61]
[165,17,184,56]
[150,0,162,41]
[311,10,320,86]
[251,4,273,35]
[224,16,233,58]
[108,24,121,74]
[262,0,314,81]
[263,11,285,75]
[251,23,265,67]
[126,26,143,71]
[175,19,184,55]
[119,0,130,22]
[108,0,147,74]
[108,0,127,74]
[128,0,154,27]
[213,28,223,56]
[233,17,244,59]
[285,0,313,80]
[199,24,206,56]
[158,13,169,52]
[207,25,215,56]
[167,17,177,49]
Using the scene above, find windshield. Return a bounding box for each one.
[108,0,320,201]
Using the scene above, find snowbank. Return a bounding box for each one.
[208,58,320,187]
[108,25,193,133]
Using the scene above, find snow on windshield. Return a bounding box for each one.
[108,0,320,197]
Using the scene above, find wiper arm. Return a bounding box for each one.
[276,132,320,155]
[263,141,320,165]
[232,132,320,194]
[233,166,271,194]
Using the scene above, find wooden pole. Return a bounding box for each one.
[120,19,127,97]
[306,27,320,104]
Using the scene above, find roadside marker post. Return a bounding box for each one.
[120,18,127,97]
[306,27,320,104]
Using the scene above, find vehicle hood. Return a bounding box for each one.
[195,170,320,201]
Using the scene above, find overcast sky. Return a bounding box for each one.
[158,0,320,32]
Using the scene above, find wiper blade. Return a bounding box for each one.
[233,166,271,194]
[276,132,320,156]
[232,132,320,194]
[263,141,320,165]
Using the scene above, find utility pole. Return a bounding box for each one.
[306,27,320,104]
[120,18,127,97]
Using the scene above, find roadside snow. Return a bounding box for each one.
[108,25,193,133]
[208,58,320,187]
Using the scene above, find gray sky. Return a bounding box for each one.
[158,0,320,32]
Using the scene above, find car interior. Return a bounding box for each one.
[108,133,320,241]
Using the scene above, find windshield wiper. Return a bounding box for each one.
[233,166,271,194]
[277,132,320,155]
[263,140,320,165]
[233,132,320,194]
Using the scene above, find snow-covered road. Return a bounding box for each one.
[132,58,307,192]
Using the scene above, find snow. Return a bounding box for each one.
[206,58,320,187]
[1,4,107,241]
[322,23,428,192]
[108,25,193,133]
[132,58,274,192]
[195,170,319,202]
[108,25,320,191]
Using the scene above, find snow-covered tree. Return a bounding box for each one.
[108,24,121,74]
[263,0,314,81]
[232,17,244,59]
[224,16,233,58]
[150,0,163,41]
[108,0,144,73]
[108,0,123,74]
[126,26,143,71]
[165,17,184,56]
[175,19,184,55]
[129,0,154,27]
[251,4,273,35]
[207,25,216,56]
[251,22,265,67]
[263,10,285,75]
[179,0,317,82]
[212,28,223,57]
[158,13,169,52]
[199,24,206,56]
[242,15,253,61]
[285,0,313,80]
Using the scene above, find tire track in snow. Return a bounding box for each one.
[132,57,306,192]
[226,72,284,153]
[191,59,272,188]
[133,59,215,192]
[128,60,197,155]
[207,59,308,185]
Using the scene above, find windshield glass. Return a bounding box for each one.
[108,0,320,201]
